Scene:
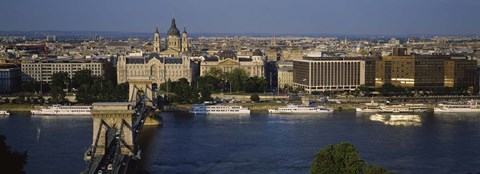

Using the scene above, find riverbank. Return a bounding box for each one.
[163,102,289,112]
[0,104,35,112]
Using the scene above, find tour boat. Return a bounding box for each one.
[189,104,250,115]
[356,100,382,113]
[434,100,480,113]
[0,110,9,116]
[268,104,333,114]
[357,102,428,113]
[31,104,91,116]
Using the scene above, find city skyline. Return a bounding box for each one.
[1,0,480,35]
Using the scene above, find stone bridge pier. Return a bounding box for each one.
[91,102,135,156]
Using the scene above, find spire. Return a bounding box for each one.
[183,27,187,34]
[171,18,176,27]
[167,17,180,36]
[155,26,159,34]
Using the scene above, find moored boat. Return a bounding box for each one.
[268,104,333,114]
[357,103,428,113]
[189,104,250,115]
[434,100,480,113]
[31,105,91,116]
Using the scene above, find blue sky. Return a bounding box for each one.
[1,0,479,35]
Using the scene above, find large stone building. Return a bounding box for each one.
[153,18,190,57]
[293,58,366,93]
[277,61,293,88]
[374,55,476,89]
[116,53,198,86]
[200,49,266,77]
[21,58,113,83]
[0,64,21,94]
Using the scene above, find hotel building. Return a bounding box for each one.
[293,58,366,93]
[375,55,476,89]
[21,58,112,83]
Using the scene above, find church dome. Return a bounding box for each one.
[167,18,180,36]
[218,50,237,60]
[252,49,263,56]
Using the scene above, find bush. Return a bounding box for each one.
[311,142,391,174]
[0,134,28,173]
[250,94,260,102]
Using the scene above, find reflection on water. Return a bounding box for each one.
[434,112,480,121]
[1,112,480,173]
[370,114,422,126]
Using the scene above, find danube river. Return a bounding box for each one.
[1,111,480,173]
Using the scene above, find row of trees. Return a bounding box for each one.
[198,67,268,93]
[72,70,129,104]
[158,67,268,104]
[19,70,128,104]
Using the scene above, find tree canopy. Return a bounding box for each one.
[0,135,28,174]
[311,142,391,174]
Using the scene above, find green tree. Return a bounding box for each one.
[355,85,370,96]
[205,67,225,80]
[0,134,28,174]
[51,72,70,90]
[114,83,129,102]
[72,69,93,89]
[21,80,40,93]
[171,78,198,104]
[311,142,391,174]
[245,76,268,93]
[199,88,213,102]
[50,86,65,104]
[76,84,92,103]
[250,94,260,102]
[226,68,248,92]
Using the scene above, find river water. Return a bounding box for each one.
[1,111,480,174]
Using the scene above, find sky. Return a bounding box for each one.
[1,0,479,35]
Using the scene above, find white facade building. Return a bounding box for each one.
[21,58,111,83]
[293,59,365,93]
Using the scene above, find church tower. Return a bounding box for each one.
[166,18,181,52]
[181,27,189,52]
[153,27,160,53]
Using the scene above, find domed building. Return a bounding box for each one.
[200,49,266,78]
[153,18,190,57]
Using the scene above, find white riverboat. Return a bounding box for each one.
[0,110,9,116]
[189,104,250,115]
[268,104,333,114]
[434,100,480,113]
[31,105,91,116]
[356,100,382,113]
[356,101,428,113]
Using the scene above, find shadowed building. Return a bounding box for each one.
[374,55,476,89]
[0,64,21,94]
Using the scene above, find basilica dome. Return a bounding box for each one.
[167,18,180,36]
